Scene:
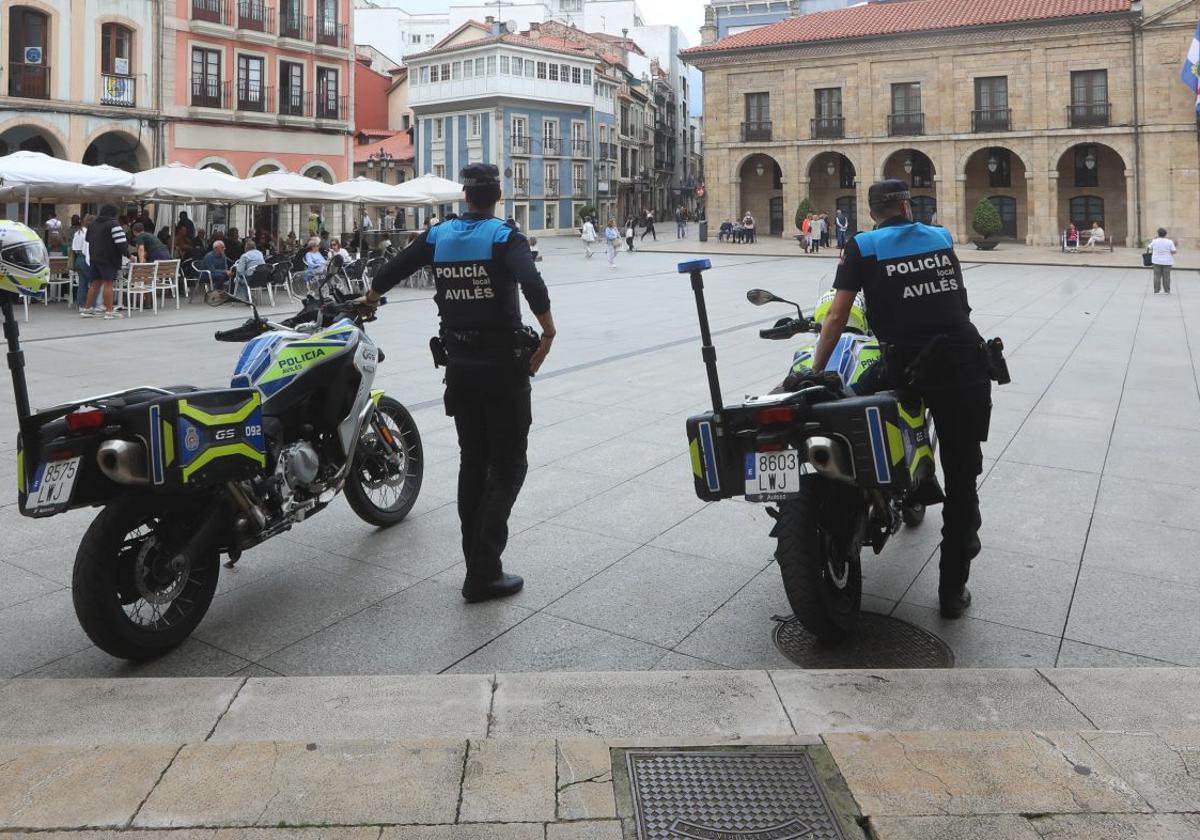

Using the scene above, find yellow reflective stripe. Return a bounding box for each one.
[178,395,261,426]
[162,420,175,467]
[690,438,703,478]
[886,421,905,466]
[897,401,926,430]
[370,389,385,407]
[15,448,23,493]
[181,443,266,483]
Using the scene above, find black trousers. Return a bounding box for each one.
[445,364,532,583]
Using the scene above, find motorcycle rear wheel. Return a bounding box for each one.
[774,477,864,643]
[72,495,219,661]
[344,396,423,527]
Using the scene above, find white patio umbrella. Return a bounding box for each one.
[130,163,266,203]
[0,151,135,222]
[244,171,359,203]
[332,176,427,206]
[393,173,464,204]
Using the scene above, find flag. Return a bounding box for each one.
[1182,20,1200,112]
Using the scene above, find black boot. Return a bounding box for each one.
[939,585,972,619]
[462,572,524,603]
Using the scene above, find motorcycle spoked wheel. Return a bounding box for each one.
[344,395,424,527]
[72,495,219,660]
[774,476,865,643]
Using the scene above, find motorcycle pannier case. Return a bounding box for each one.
[686,411,741,502]
[810,394,912,492]
[122,388,267,490]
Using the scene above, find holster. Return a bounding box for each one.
[429,336,448,368]
[440,327,540,375]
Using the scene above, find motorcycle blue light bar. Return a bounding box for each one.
[677,259,712,274]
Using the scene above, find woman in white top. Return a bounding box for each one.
[1149,227,1177,294]
[1083,221,1105,249]
[581,217,597,258]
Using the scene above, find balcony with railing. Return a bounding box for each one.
[280,10,312,40]
[511,136,531,155]
[569,139,590,158]
[192,0,231,24]
[1068,102,1110,128]
[8,63,51,99]
[740,121,772,142]
[237,82,271,112]
[100,73,136,107]
[513,178,529,197]
[316,18,347,48]
[545,179,560,198]
[316,93,347,120]
[238,1,273,31]
[279,88,310,117]
[972,108,1011,132]
[887,111,924,136]
[542,137,561,156]
[191,77,230,109]
[811,116,844,139]
[573,179,588,196]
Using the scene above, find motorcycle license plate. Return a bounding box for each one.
[28,456,81,512]
[745,450,803,502]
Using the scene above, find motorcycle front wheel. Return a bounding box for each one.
[344,395,423,527]
[774,476,864,643]
[72,495,220,660]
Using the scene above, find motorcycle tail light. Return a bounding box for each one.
[756,406,796,426]
[65,409,106,434]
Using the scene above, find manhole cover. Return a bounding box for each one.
[773,612,953,669]
[625,749,850,840]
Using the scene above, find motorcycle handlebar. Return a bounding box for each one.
[214,318,267,343]
[759,318,809,340]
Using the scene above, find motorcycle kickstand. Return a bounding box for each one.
[223,548,243,570]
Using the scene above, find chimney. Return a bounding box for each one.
[700,5,717,45]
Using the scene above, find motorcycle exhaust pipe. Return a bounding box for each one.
[96,440,149,485]
[805,436,855,484]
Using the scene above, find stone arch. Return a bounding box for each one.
[248,158,286,177]
[1054,141,1130,245]
[301,160,336,182]
[804,150,860,235]
[1048,137,1131,177]
[737,153,784,236]
[879,148,937,223]
[82,124,150,170]
[731,149,787,188]
[962,145,1030,242]
[194,155,239,177]
[0,118,67,158]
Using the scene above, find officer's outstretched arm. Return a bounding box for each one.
[367,232,434,299]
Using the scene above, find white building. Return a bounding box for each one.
[354,0,450,66]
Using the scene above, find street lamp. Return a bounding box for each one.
[1084,147,1097,170]
[987,151,999,173]
[755,162,765,177]
[903,156,914,175]
[365,148,396,182]
[826,159,837,176]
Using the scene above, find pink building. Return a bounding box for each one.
[164,0,354,185]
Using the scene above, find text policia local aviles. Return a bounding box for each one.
[436,264,497,300]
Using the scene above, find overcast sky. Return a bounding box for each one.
[641,0,706,46]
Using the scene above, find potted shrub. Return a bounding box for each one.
[971,198,1002,250]
[794,198,815,246]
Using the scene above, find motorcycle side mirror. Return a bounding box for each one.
[746,289,780,306]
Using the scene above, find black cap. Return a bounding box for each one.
[868,179,911,211]
[460,163,500,187]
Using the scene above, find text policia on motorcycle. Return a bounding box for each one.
[360,162,557,604]
[809,179,994,620]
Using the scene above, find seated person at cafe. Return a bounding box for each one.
[718,220,733,242]
[198,240,232,290]
[303,236,327,281]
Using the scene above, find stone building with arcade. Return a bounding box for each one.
[684,0,1200,247]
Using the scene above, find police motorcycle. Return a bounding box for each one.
[680,259,938,643]
[4,223,423,660]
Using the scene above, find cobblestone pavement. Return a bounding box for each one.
[0,236,1197,676]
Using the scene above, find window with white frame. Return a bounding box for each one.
[560,64,569,82]
[544,161,558,192]
[548,63,558,82]
[501,55,510,74]
[420,65,429,84]
[537,61,547,79]
[434,164,445,177]
[571,67,581,84]
[469,113,481,137]
[410,34,421,44]
[572,161,585,186]
[434,118,443,140]
[430,64,439,82]
[475,58,484,75]
[440,62,449,79]
[583,68,591,85]
[451,61,461,79]
[526,60,536,78]
[424,33,434,43]
[463,60,473,79]
[486,56,495,74]
[514,160,528,192]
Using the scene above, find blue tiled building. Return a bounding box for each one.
[407,27,618,232]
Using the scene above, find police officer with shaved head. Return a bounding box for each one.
[361,163,556,603]
[809,179,993,619]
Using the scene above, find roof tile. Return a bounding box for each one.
[683,0,1131,55]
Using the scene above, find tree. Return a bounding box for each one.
[794,198,816,231]
[972,198,1002,239]
[576,204,597,225]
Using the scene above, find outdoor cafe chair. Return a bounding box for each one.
[121,263,158,316]
[153,259,182,310]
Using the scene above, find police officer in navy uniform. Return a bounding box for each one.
[809,179,992,619]
[360,163,556,603]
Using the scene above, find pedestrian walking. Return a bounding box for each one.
[71,214,93,311]
[676,206,686,239]
[624,217,636,252]
[810,214,824,254]
[641,210,657,241]
[835,210,849,251]
[581,216,597,258]
[361,162,556,604]
[605,218,620,267]
[802,214,812,253]
[1149,227,1177,294]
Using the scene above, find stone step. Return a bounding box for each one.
[2,667,1199,746]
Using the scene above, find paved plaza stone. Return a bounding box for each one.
[2,238,1200,676]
